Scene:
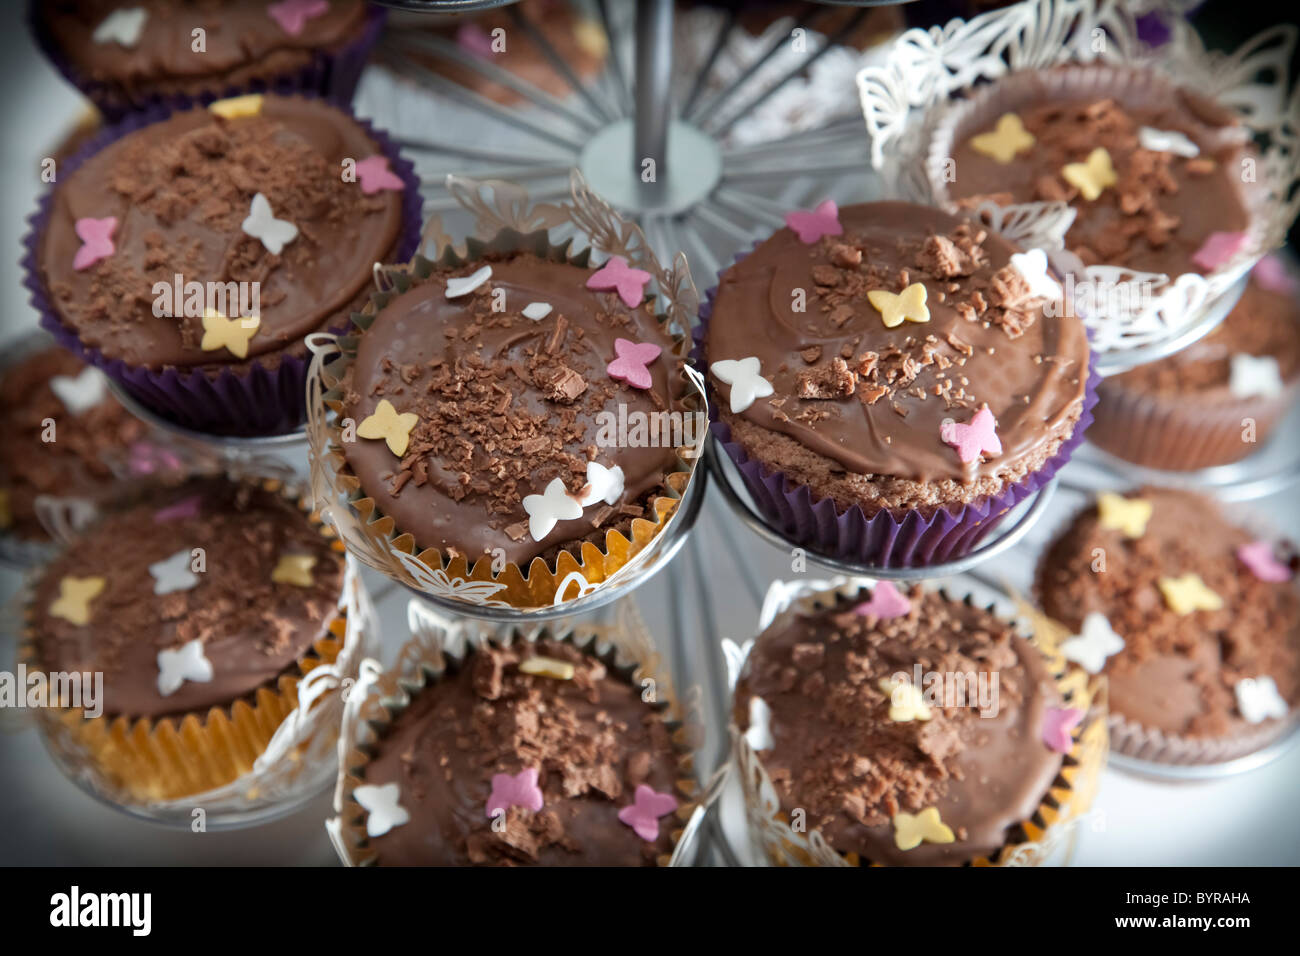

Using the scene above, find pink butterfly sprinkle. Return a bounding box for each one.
[128,441,181,476]
[1041,707,1083,753]
[784,200,842,245]
[617,784,678,842]
[73,217,117,271]
[854,581,912,620]
[1237,540,1292,583]
[586,256,652,309]
[940,406,1002,464]
[456,22,495,58]
[268,0,328,36]
[606,338,662,390]
[1252,254,1297,294]
[154,495,202,524]
[485,767,544,819]
[1192,231,1249,271]
[354,156,405,195]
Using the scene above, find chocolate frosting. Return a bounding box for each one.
[705,201,1089,494]
[1037,488,1300,739]
[948,84,1250,277]
[361,638,681,866]
[734,587,1065,866]
[0,347,146,541]
[31,477,344,720]
[39,0,367,97]
[39,94,405,371]
[339,252,687,566]
[1111,275,1300,396]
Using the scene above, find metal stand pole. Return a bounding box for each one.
[634,0,673,199]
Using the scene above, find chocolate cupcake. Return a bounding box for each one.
[26,92,421,436]
[22,475,349,802]
[733,581,1097,866]
[701,200,1093,566]
[0,343,146,546]
[334,629,696,866]
[32,0,382,118]
[317,231,700,609]
[1036,487,1300,764]
[1088,260,1300,470]
[394,0,608,107]
[941,65,1256,279]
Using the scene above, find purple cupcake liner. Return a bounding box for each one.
[22,92,423,438]
[29,3,385,122]
[692,247,1100,568]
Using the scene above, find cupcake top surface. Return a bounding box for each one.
[40,1,369,92]
[338,251,688,566]
[358,637,682,866]
[1036,487,1299,739]
[39,94,407,370]
[0,346,146,541]
[734,585,1066,866]
[1110,269,1300,396]
[947,78,1251,278]
[705,200,1090,490]
[30,477,344,720]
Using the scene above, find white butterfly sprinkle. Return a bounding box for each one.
[711,357,774,414]
[1235,676,1287,724]
[353,782,410,837]
[445,265,493,299]
[156,638,213,697]
[579,461,624,507]
[1009,248,1062,301]
[148,549,199,595]
[241,193,299,256]
[522,477,582,541]
[49,367,107,416]
[1229,354,1284,399]
[93,8,148,47]
[1060,612,1125,674]
[1138,126,1200,158]
[745,696,775,751]
[522,301,552,320]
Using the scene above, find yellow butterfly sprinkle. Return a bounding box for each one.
[867,282,929,329]
[893,807,955,851]
[1096,492,1153,539]
[357,399,420,458]
[271,554,317,588]
[50,576,106,626]
[519,656,576,680]
[878,678,932,722]
[209,94,265,119]
[1159,574,1224,616]
[200,309,260,359]
[1062,147,1118,201]
[970,113,1036,164]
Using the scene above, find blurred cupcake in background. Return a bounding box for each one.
[732,579,1104,866]
[31,0,383,118]
[330,615,700,866]
[21,475,351,804]
[25,91,421,437]
[1088,256,1300,470]
[1036,487,1300,765]
[391,0,609,107]
[0,339,147,556]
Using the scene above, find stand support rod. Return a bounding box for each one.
[634,0,674,196]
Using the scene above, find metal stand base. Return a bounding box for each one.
[580,119,722,215]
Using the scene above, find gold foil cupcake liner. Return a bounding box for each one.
[326,597,708,866]
[306,171,706,612]
[725,577,1108,867]
[857,0,1299,357]
[17,474,377,822]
